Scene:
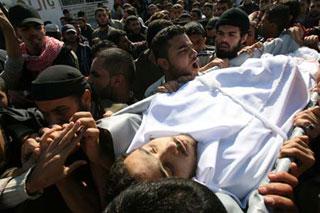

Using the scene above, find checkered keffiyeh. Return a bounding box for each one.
[20,36,64,74]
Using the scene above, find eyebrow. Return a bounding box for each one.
[177,43,191,51]
[138,147,170,178]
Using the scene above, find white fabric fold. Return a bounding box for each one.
[127,54,315,208]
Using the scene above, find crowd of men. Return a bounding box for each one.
[0,0,319,212]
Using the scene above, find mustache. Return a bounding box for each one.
[217,42,230,48]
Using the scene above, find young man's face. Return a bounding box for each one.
[245,24,257,46]
[35,95,90,126]
[215,25,246,59]
[95,10,109,27]
[148,5,158,16]
[16,23,46,55]
[89,57,112,100]
[62,31,78,44]
[190,11,200,21]
[309,1,320,16]
[188,34,206,52]
[257,13,274,38]
[170,8,182,20]
[124,135,197,180]
[78,19,86,28]
[127,19,141,34]
[203,6,213,18]
[161,34,199,80]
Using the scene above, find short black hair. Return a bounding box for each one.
[125,15,139,24]
[95,7,108,17]
[96,48,135,86]
[265,4,290,33]
[104,155,138,205]
[151,25,185,60]
[77,10,85,18]
[91,39,116,57]
[191,8,202,19]
[216,0,233,8]
[147,19,173,46]
[204,2,214,10]
[63,9,70,15]
[185,21,206,37]
[104,178,227,213]
[107,29,127,45]
[125,7,137,16]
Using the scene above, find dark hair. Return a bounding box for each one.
[95,7,108,17]
[91,39,116,57]
[204,2,214,10]
[124,15,141,32]
[125,15,139,24]
[284,1,300,25]
[77,10,85,18]
[147,19,173,46]
[191,8,202,19]
[104,178,227,213]
[96,48,135,86]
[185,21,206,37]
[151,25,185,60]
[107,29,127,45]
[265,4,290,33]
[63,9,70,15]
[126,7,137,16]
[44,21,52,26]
[104,154,138,204]
[216,0,232,8]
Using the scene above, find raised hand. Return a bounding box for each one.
[25,122,87,194]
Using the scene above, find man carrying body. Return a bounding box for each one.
[89,48,136,114]
[0,65,107,212]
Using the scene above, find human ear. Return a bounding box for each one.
[241,34,248,45]
[157,58,170,71]
[81,89,92,109]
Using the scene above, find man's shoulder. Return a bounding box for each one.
[53,45,79,68]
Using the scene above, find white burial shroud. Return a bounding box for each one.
[127,53,318,208]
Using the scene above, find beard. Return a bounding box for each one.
[215,41,241,59]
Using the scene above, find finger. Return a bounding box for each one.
[164,81,179,93]
[46,122,75,151]
[268,172,298,188]
[280,146,315,170]
[83,128,100,138]
[258,183,293,197]
[103,110,113,117]
[157,85,168,93]
[69,111,93,122]
[263,195,298,212]
[289,162,300,178]
[64,160,87,176]
[76,117,96,129]
[39,125,62,135]
[58,121,82,149]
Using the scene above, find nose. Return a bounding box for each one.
[158,142,179,160]
[190,47,197,58]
